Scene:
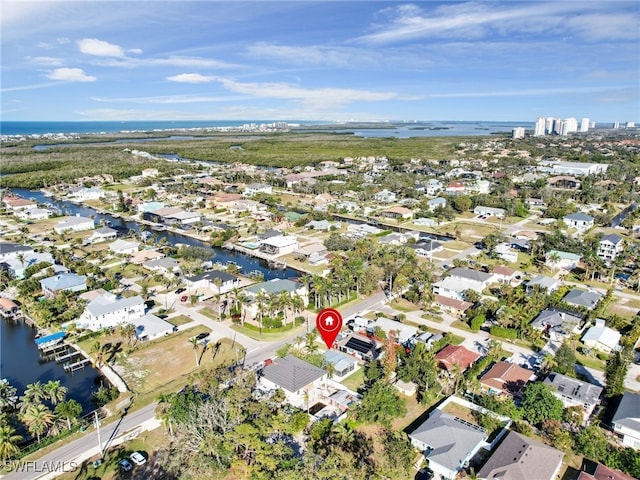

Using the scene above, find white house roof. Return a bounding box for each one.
[133,313,174,339]
[582,320,621,351]
[259,235,298,248]
[87,293,144,317]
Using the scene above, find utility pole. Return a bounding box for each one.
[94,410,103,458]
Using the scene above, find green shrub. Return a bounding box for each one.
[490,326,518,339]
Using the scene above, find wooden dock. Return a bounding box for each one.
[55,349,81,364]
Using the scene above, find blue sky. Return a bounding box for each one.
[2,1,639,122]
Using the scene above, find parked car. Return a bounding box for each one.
[118,459,133,472]
[175,287,186,294]
[130,451,146,466]
[180,295,188,302]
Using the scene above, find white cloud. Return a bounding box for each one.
[91,94,245,104]
[97,56,235,69]
[46,68,96,82]
[356,2,635,44]
[166,73,215,84]
[78,38,125,57]
[26,56,64,66]
[426,86,626,99]
[246,42,362,67]
[215,78,400,109]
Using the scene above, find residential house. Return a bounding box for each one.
[494,243,518,263]
[539,160,609,176]
[434,295,473,316]
[377,232,415,246]
[526,198,546,208]
[477,430,563,480]
[85,227,117,244]
[546,250,581,271]
[612,392,640,449]
[133,313,175,341]
[543,372,603,424]
[433,267,493,301]
[426,179,443,195]
[409,408,487,480]
[577,462,636,480]
[413,217,439,227]
[2,195,37,212]
[427,197,447,212]
[409,241,443,258]
[136,201,165,214]
[525,275,560,293]
[380,206,413,220]
[186,270,240,295]
[435,345,480,373]
[244,279,307,304]
[582,319,621,353]
[563,212,595,231]
[598,234,624,263]
[0,252,56,280]
[322,350,359,380]
[142,257,181,276]
[259,235,299,256]
[258,355,327,409]
[0,298,20,319]
[563,289,603,310]
[368,317,419,345]
[18,208,53,221]
[373,189,396,203]
[244,183,273,197]
[347,223,381,237]
[54,216,95,234]
[40,273,87,299]
[474,206,506,218]
[144,207,201,227]
[305,220,333,231]
[109,239,140,255]
[445,181,466,194]
[480,361,535,396]
[70,186,104,201]
[79,292,145,331]
[130,249,165,265]
[337,333,380,361]
[492,266,521,285]
[0,243,35,262]
[548,175,582,190]
[531,308,583,340]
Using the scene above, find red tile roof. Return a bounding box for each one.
[435,345,480,372]
[435,295,473,312]
[481,361,534,394]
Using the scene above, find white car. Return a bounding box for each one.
[130,451,146,466]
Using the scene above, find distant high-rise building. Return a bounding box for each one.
[512,127,526,139]
[558,117,578,136]
[534,117,546,136]
[626,121,636,128]
[545,117,556,135]
[580,118,589,133]
[613,121,620,129]
[590,121,595,129]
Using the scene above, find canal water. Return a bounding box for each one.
[0,319,102,413]
[3,188,300,413]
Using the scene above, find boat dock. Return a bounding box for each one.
[55,348,81,364]
[63,358,91,373]
[225,243,287,269]
[35,331,66,350]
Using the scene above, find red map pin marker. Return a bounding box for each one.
[316,308,343,349]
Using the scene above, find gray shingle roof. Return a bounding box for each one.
[601,233,623,245]
[531,308,582,329]
[40,273,86,291]
[244,279,301,295]
[409,409,486,472]
[543,372,602,404]
[187,270,237,283]
[612,392,640,433]
[563,289,603,309]
[449,267,492,283]
[564,212,594,222]
[261,355,325,393]
[478,430,563,480]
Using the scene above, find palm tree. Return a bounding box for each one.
[0,380,18,412]
[0,424,22,462]
[305,332,319,354]
[190,337,201,367]
[21,381,46,408]
[43,380,67,406]
[90,341,103,367]
[21,403,54,442]
[54,399,82,430]
[121,323,136,345]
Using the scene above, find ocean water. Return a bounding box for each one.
[1,120,532,137]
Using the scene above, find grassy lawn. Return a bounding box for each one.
[231,322,307,341]
[340,368,365,392]
[166,314,192,326]
[198,306,221,321]
[575,351,605,371]
[444,240,472,250]
[392,392,429,431]
[451,320,474,332]
[108,326,246,396]
[390,298,420,312]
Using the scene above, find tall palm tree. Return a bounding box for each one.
[21,381,46,408]
[0,424,22,462]
[189,337,201,367]
[21,403,54,442]
[305,332,319,354]
[90,341,103,367]
[0,380,18,412]
[121,323,136,345]
[43,380,67,406]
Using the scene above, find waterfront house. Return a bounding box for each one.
[79,292,145,331]
[109,239,140,255]
[54,216,95,234]
[380,206,413,220]
[133,313,175,341]
[477,430,563,480]
[186,270,240,295]
[409,241,443,258]
[0,298,20,319]
[40,273,87,299]
[18,207,53,221]
[259,235,299,256]
[85,227,118,244]
[2,195,37,212]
